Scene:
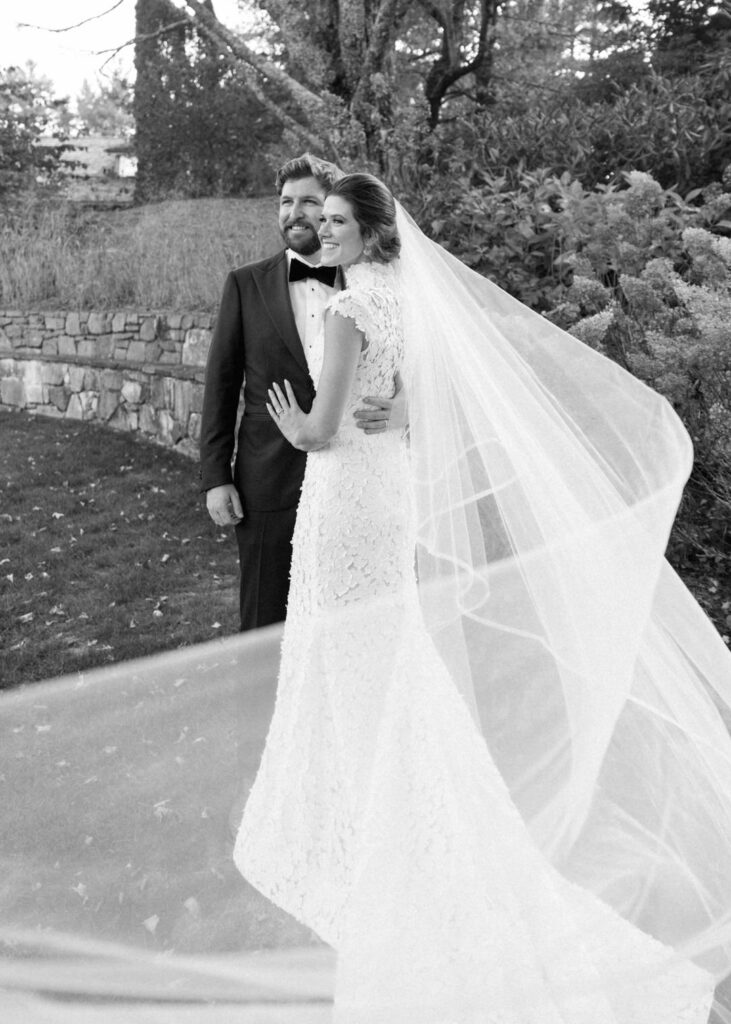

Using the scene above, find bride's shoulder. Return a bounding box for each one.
[326,261,400,335]
[341,260,399,301]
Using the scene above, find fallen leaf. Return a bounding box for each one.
[183,897,200,918]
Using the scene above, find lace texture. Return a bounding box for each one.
[234,261,715,1023]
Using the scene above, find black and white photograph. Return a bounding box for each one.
[1,2,731,1021]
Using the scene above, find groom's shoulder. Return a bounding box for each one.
[231,249,286,282]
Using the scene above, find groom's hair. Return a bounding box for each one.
[275,153,343,194]
[328,173,401,264]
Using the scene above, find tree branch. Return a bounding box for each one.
[499,11,622,44]
[416,0,448,33]
[95,20,190,57]
[18,1,126,34]
[170,0,329,152]
[177,0,325,117]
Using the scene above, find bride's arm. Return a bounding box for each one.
[267,310,363,451]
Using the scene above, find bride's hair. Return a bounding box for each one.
[328,173,401,263]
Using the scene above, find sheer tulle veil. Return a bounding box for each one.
[394,201,731,1015]
[1,198,731,1021]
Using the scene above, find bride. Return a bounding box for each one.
[234,173,731,1022]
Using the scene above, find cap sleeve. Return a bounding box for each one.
[326,289,375,340]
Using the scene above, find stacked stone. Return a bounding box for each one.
[0,309,218,459]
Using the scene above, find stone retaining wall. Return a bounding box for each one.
[0,309,216,459]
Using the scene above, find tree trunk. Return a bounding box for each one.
[421,0,501,129]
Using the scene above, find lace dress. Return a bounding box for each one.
[234,261,715,1023]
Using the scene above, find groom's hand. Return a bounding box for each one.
[354,371,408,434]
[206,484,244,527]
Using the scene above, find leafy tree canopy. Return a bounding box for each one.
[126,1,730,193]
[133,0,281,201]
[139,1,690,169]
[0,63,70,196]
[76,68,134,137]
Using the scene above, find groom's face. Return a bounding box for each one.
[278,175,327,258]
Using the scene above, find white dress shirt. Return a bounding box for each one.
[286,250,338,363]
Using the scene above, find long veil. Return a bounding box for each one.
[395,202,731,1014]
[2,201,731,1023]
[0,629,335,1022]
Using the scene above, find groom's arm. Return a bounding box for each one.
[353,371,408,435]
[201,271,246,525]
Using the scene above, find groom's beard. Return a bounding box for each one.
[281,220,321,258]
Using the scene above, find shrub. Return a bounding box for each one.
[401,159,575,311]
[545,172,731,587]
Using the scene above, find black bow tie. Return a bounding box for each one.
[288,259,337,287]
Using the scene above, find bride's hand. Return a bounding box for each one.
[267,380,307,446]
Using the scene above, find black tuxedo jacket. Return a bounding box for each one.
[199,250,316,511]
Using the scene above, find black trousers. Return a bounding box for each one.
[234,507,298,632]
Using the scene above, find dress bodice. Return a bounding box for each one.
[307,260,404,430]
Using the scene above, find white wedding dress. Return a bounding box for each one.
[234,261,716,1023]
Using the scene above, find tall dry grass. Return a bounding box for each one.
[0,194,282,311]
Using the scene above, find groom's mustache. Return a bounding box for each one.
[283,218,315,229]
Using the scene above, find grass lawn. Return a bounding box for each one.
[1,195,282,312]
[2,408,728,691]
[0,409,242,688]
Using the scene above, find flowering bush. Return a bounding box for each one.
[544,171,731,602]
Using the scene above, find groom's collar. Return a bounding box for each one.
[286,249,324,269]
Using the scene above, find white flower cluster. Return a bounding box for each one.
[569,308,615,349]
[567,275,611,313]
[622,171,666,219]
[683,226,731,271]
[620,274,666,318]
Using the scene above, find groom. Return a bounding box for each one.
[200,153,405,631]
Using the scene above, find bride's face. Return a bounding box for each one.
[318,196,365,267]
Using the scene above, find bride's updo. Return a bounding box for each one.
[327,173,401,263]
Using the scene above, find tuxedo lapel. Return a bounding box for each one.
[252,253,309,374]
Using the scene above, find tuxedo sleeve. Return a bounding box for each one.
[199,271,245,492]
